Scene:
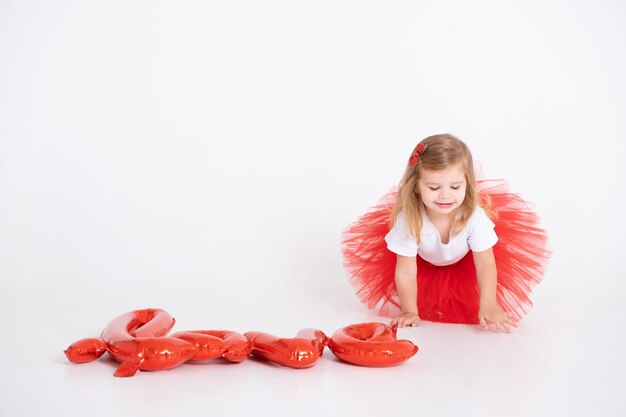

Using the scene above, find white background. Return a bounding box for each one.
[1,1,625,416]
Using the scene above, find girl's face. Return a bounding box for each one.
[417,163,467,218]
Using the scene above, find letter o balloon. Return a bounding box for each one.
[328,322,418,366]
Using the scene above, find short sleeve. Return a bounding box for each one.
[384,214,418,257]
[467,207,498,252]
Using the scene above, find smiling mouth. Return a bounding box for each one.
[435,202,454,207]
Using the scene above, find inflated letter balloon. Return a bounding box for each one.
[244,329,329,368]
[65,310,419,376]
[328,322,418,366]
[171,330,251,362]
[101,309,197,377]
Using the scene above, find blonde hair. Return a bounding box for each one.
[391,134,490,241]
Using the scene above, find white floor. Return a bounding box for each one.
[1,1,626,416]
[2,247,625,417]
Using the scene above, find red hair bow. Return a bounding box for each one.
[409,143,427,166]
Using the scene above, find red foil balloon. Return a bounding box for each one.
[170,330,252,362]
[244,329,329,368]
[65,309,419,376]
[328,322,418,366]
[64,337,108,363]
[101,309,197,377]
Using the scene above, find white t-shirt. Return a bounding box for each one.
[384,207,498,266]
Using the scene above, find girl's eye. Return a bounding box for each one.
[428,187,440,191]
[451,186,460,190]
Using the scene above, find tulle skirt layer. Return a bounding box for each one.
[341,179,551,324]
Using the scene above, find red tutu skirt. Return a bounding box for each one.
[341,179,551,324]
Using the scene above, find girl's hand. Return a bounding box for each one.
[390,312,421,328]
[478,304,518,333]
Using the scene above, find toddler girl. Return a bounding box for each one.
[342,134,550,332]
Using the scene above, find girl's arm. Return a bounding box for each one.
[473,248,517,332]
[390,255,421,328]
